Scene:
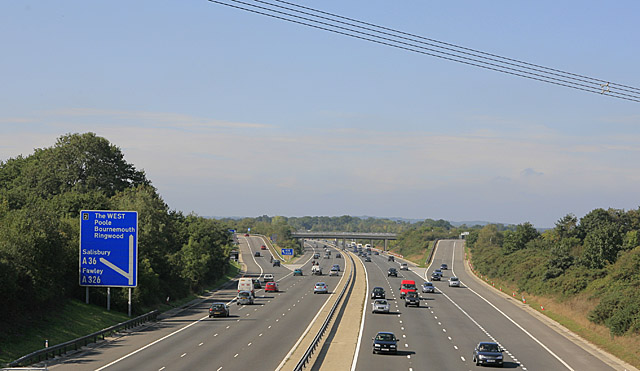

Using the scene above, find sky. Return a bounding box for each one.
[2,1,639,228]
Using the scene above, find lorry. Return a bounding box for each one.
[238,277,255,297]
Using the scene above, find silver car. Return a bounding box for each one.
[371,299,390,314]
[449,277,460,287]
[314,282,329,294]
[422,281,435,293]
[237,290,254,305]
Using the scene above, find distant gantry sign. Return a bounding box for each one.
[79,210,138,287]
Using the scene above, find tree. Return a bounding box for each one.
[545,237,579,280]
[555,214,578,239]
[502,222,539,254]
[581,223,623,269]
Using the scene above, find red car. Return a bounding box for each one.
[265,282,278,292]
[261,245,267,250]
[244,233,250,237]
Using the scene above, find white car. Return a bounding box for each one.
[400,263,409,271]
[263,274,274,282]
[329,268,339,276]
[371,299,390,314]
[449,277,460,287]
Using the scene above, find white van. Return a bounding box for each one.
[238,277,255,297]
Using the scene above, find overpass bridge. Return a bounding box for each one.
[290,232,397,251]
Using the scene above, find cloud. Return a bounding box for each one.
[3,107,640,227]
[521,168,544,177]
[46,108,273,129]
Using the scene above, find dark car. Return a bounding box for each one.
[440,263,448,270]
[387,255,394,262]
[372,332,398,354]
[431,272,441,281]
[293,268,303,276]
[364,256,371,262]
[388,267,398,277]
[254,251,260,257]
[434,268,443,276]
[374,251,379,255]
[209,302,229,318]
[273,260,281,267]
[472,342,504,367]
[404,291,420,307]
[422,281,435,293]
[371,286,386,299]
[336,253,341,258]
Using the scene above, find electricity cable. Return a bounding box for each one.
[207,0,640,103]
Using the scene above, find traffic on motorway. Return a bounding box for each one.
[47,236,348,371]
[352,240,615,371]
[46,238,618,371]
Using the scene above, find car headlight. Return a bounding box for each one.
[390,345,397,348]
[374,344,381,347]
[478,355,486,359]
[496,356,503,359]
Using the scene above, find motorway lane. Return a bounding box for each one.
[51,237,343,371]
[429,240,614,371]
[355,252,481,371]
[354,242,616,371]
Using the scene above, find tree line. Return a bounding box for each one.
[0,133,233,335]
[466,209,640,336]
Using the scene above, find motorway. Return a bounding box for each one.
[44,238,625,371]
[353,240,615,371]
[49,236,347,371]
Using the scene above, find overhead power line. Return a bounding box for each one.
[208,0,640,103]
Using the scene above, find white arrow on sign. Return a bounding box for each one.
[99,234,135,285]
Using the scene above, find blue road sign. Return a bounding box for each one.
[281,248,294,256]
[80,210,138,287]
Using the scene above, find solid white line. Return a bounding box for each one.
[275,251,350,371]
[95,316,208,370]
[244,237,264,280]
[350,254,368,371]
[450,241,575,371]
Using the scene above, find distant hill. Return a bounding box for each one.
[449,220,495,227]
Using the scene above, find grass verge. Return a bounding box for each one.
[1,260,241,366]
[0,300,130,365]
[390,241,434,267]
[467,256,640,368]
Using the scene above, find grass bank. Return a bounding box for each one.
[1,260,241,366]
[467,255,640,368]
[390,240,434,267]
